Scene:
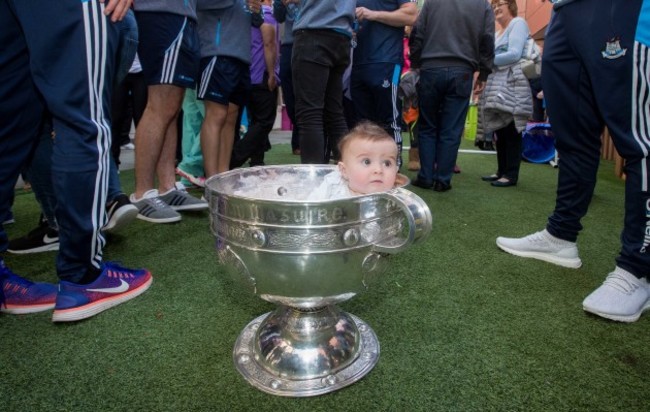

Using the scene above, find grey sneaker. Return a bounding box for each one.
[583,268,650,323]
[159,182,208,211]
[130,189,181,223]
[496,229,582,269]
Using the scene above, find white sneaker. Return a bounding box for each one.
[583,268,650,323]
[496,229,582,269]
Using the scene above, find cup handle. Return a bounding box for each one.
[371,188,432,254]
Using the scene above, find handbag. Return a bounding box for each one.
[520,37,542,80]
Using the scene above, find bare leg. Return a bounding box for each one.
[201,100,228,178]
[134,84,185,198]
[217,103,240,173]
[157,113,179,194]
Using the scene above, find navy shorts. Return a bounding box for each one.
[198,56,250,107]
[135,11,200,88]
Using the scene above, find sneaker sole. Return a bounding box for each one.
[1,302,56,314]
[7,243,59,254]
[135,213,182,224]
[496,242,583,269]
[583,301,650,323]
[104,205,139,233]
[52,275,152,322]
[175,168,206,188]
[170,203,209,212]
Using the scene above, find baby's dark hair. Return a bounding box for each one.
[337,121,397,157]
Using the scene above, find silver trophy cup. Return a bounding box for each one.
[206,165,432,397]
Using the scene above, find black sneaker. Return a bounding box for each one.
[104,193,138,233]
[433,181,452,192]
[7,221,59,254]
[411,178,434,190]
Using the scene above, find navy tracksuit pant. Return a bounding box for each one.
[0,0,118,282]
[543,0,650,278]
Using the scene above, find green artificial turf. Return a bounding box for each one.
[2,139,648,411]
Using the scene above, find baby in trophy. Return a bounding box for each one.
[308,121,400,200]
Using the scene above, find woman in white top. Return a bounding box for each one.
[479,0,533,187]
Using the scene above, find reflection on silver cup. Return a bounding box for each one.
[206,165,432,397]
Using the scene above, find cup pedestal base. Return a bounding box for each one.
[233,307,380,397]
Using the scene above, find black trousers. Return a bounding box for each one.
[494,121,522,182]
[231,82,278,168]
[292,29,350,163]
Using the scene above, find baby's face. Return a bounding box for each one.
[338,139,398,195]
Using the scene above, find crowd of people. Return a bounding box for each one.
[1,0,648,325]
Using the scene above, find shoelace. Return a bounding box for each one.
[526,231,548,244]
[602,273,639,295]
[150,196,171,209]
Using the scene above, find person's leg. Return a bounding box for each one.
[495,1,649,277]
[585,6,649,279]
[494,121,521,183]
[542,10,606,243]
[157,113,181,194]
[352,63,403,166]
[414,68,443,187]
[576,0,649,321]
[280,43,299,152]
[13,0,119,282]
[350,66,373,124]
[8,117,67,255]
[0,0,58,314]
[322,38,351,162]
[494,127,507,178]
[213,103,239,173]
[134,84,185,198]
[111,79,130,168]
[249,86,279,166]
[293,30,349,164]
[494,7,593,270]
[111,7,138,167]
[231,85,277,168]
[177,87,205,185]
[105,134,138,234]
[198,55,248,176]
[130,71,148,127]
[28,117,58,230]
[201,100,230,177]
[131,11,199,221]
[130,90,183,224]
[293,34,330,164]
[434,67,472,188]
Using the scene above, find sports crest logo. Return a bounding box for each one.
[602,37,627,59]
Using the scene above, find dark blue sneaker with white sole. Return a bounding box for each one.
[1,260,57,314]
[52,262,152,322]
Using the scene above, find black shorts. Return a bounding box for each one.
[135,11,200,88]
[198,56,250,107]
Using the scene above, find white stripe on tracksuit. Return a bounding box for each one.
[82,1,110,269]
[632,40,650,191]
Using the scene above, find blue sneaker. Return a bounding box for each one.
[52,262,152,322]
[0,261,57,314]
